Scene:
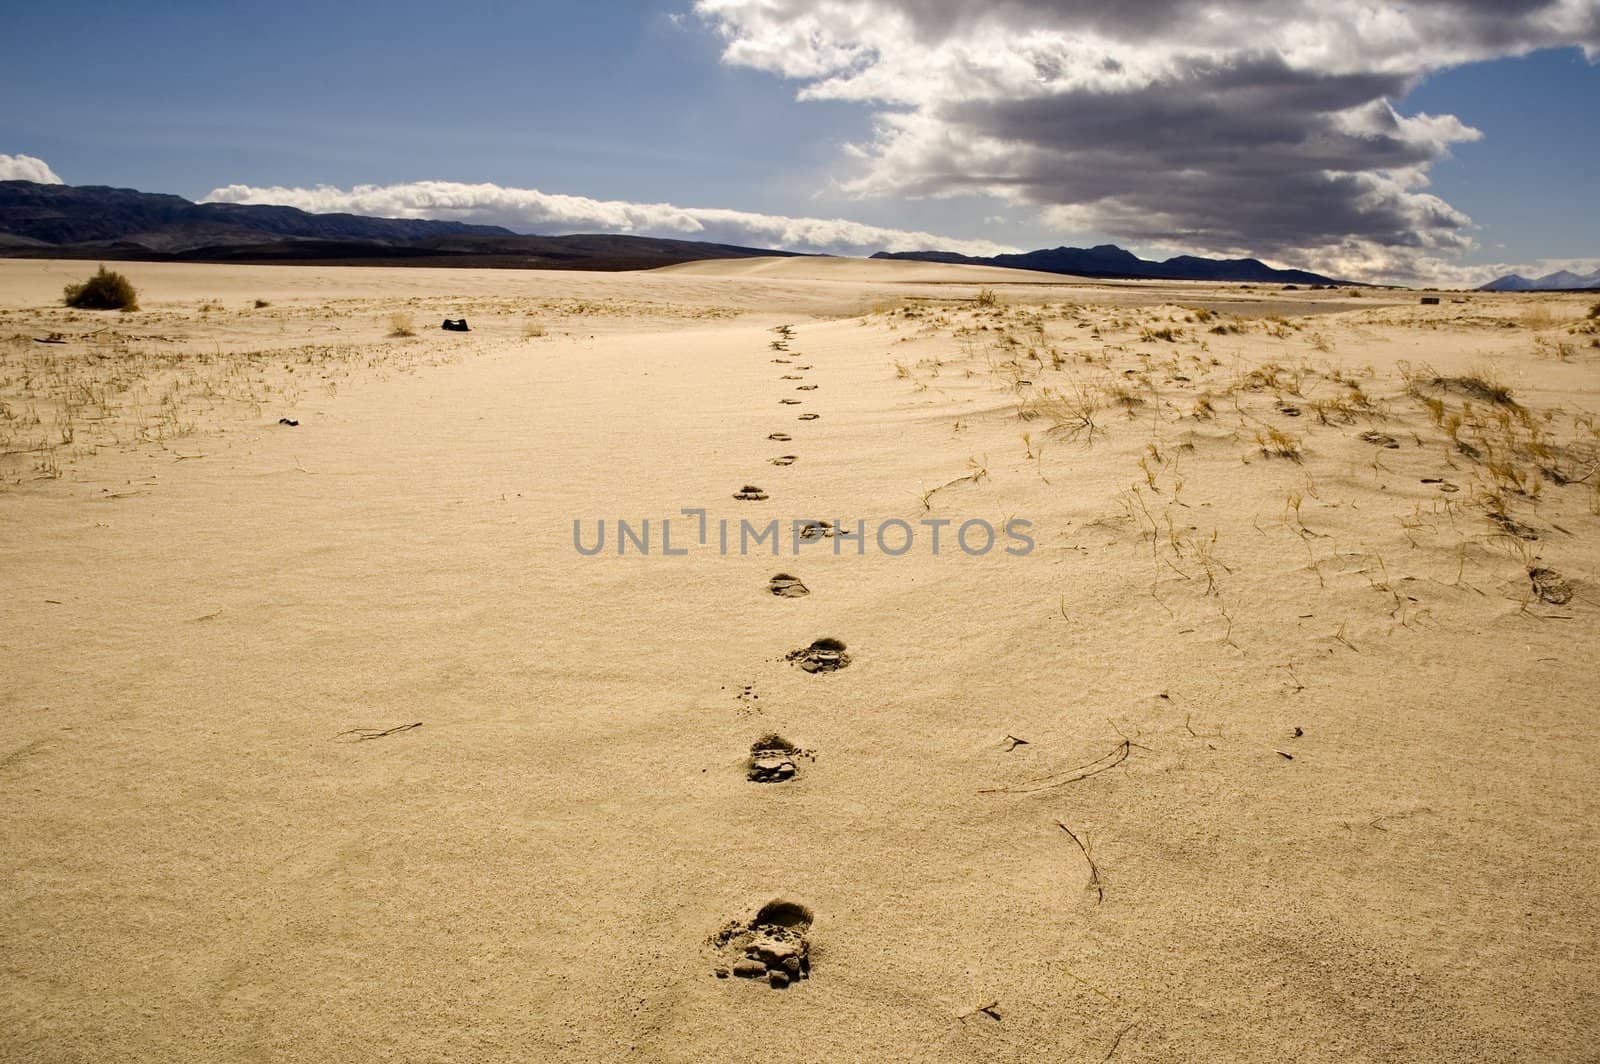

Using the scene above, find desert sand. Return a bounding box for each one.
[2,256,1598,1062]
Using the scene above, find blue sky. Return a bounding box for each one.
[1402,48,1600,267]
[3,0,1597,283]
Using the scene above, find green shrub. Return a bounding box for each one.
[63,265,138,310]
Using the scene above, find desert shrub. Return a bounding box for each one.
[388,312,416,337]
[1588,301,1599,319]
[63,266,138,311]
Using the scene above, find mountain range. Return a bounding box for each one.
[871,245,1348,286]
[1478,267,1600,292]
[0,180,799,270]
[3,178,1367,283]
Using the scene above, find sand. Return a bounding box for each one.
[2,257,1597,1062]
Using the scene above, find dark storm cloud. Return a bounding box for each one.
[696,0,1600,275]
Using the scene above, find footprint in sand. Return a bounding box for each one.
[770,455,797,466]
[767,432,792,442]
[796,385,817,391]
[780,398,802,405]
[747,733,807,782]
[733,485,769,501]
[710,899,814,988]
[787,637,849,673]
[772,358,792,364]
[1360,430,1401,449]
[798,413,820,421]
[796,521,833,541]
[780,374,804,380]
[1529,566,1573,604]
[795,365,812,370]
[768,573,809,597]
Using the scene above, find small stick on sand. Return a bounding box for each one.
[956,1000,1001,1022]
[1056,820,1104,904]
[1101,1023,1137,1062]
[978,740,1129,794]
[336,722,423,742]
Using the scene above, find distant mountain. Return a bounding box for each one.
[1480,274,1537,292]
[0,180,801,270]
[873,243,1348,285]
[1480,267,1600,292]
[0,180,512,246]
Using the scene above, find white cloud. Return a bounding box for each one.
[1421,256,1600,289]
[0,153,62,184]
[202,179,1015,257]
[694,0,1600,282]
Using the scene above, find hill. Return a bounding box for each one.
[1480,267,1600,292]
[872,243,1349,285]
[0,180,801,271]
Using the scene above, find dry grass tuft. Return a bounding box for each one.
[1433,369,1515,406]
[1521,303,1554,330]
[1255,426,1303,461]
[388,312,416,338]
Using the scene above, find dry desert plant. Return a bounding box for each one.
[63,266,138,311]
[1255,425,1303,461]
[1434,368,1515,406]
[388,312,416,338]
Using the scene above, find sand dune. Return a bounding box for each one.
[2,260,1598,1062]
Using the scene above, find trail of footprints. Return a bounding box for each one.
[714,323,845,990]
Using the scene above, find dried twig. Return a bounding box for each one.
[956,1000,1002,1022]
[335,722,423,743]
[979,740,1129,794]
[1101,1023,1136,1062]
[1056,820,1104,904]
